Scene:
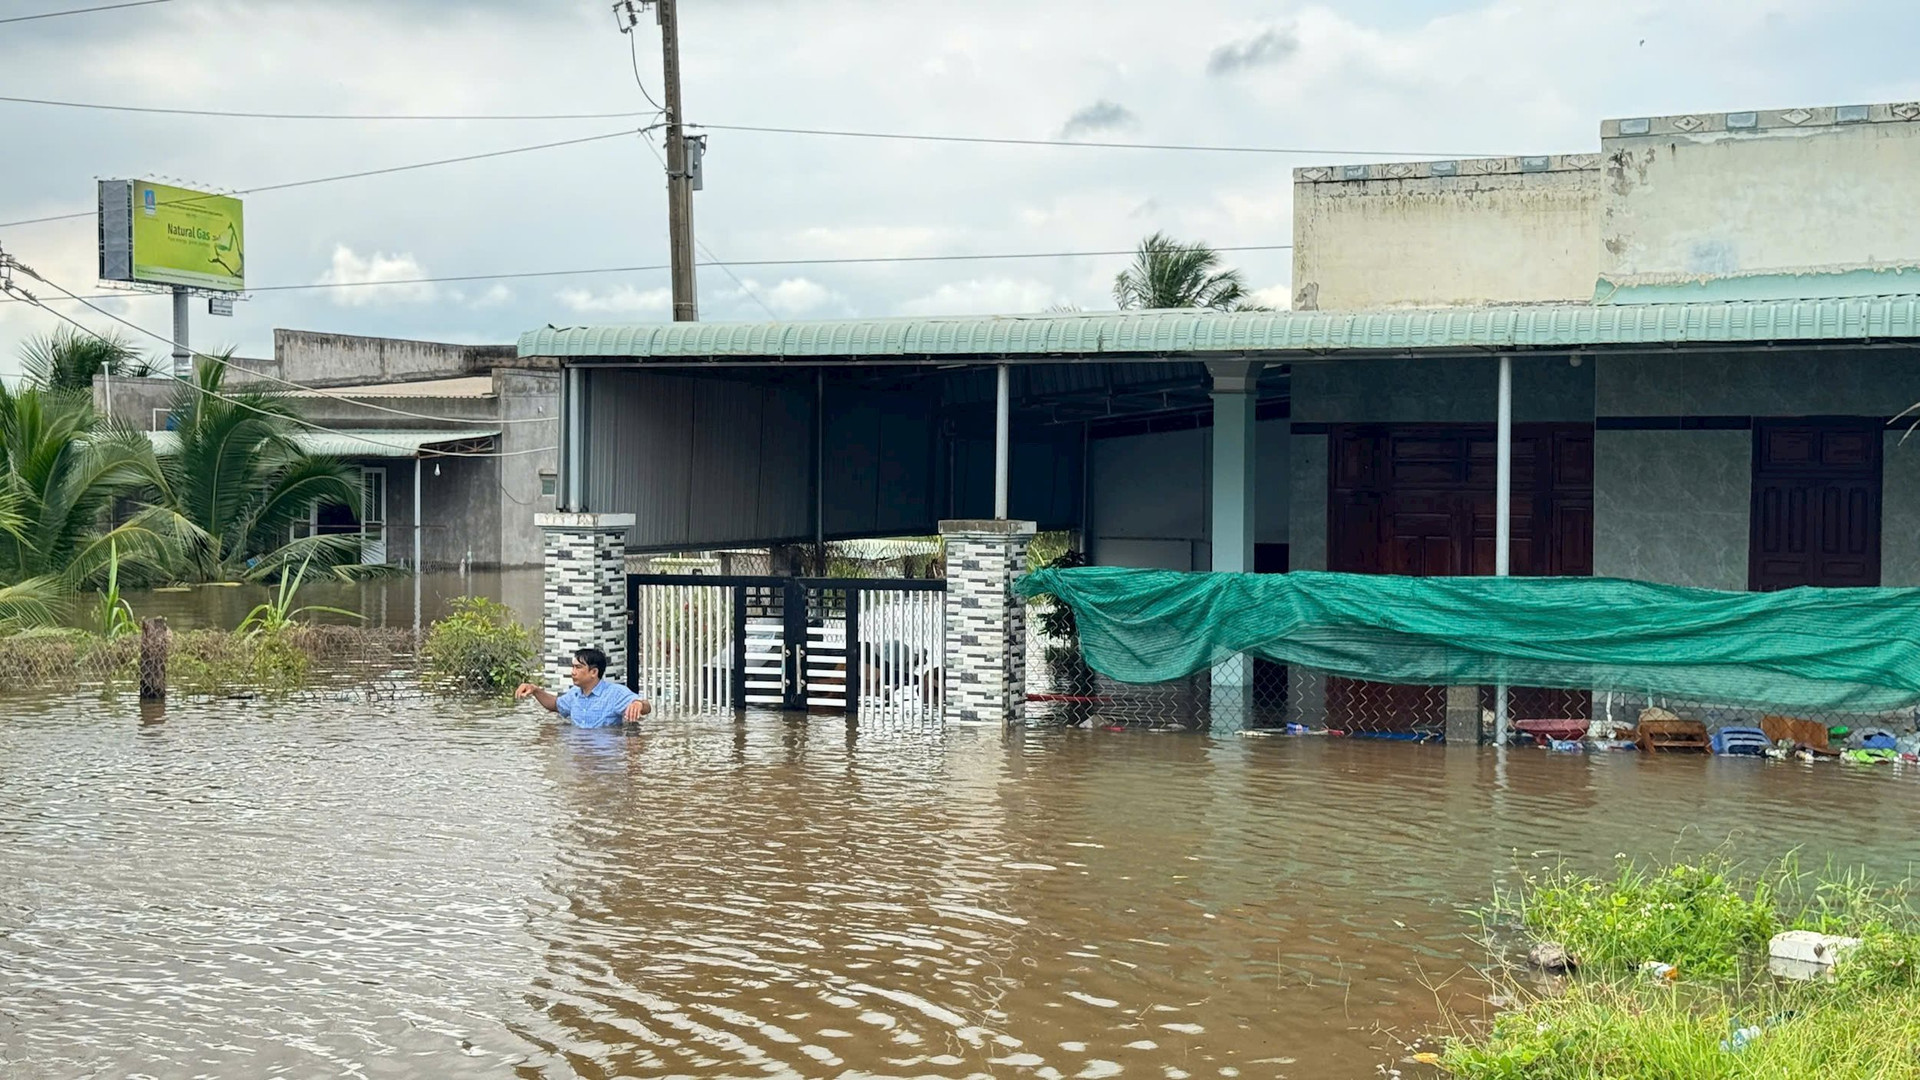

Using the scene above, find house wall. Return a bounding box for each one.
[273,329,519,388]
[1883,430,1920,586]
[1291,157,1602,310]
[1591,431,1751,589]
[1599,106,1920,301]
[494,368,560,568]
[1086,419,1290,571]
[1590,348,1920,587]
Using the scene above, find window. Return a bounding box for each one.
[540,472,558,498]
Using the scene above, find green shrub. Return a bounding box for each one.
[423,597,536,697]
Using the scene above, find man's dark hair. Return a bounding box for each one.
[574,647,609,678]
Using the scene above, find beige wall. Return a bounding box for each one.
[1599,106,1920,299]
[1291,157,1601,310]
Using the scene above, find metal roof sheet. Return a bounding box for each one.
[519,297,1920,362]
[146,428,499,458]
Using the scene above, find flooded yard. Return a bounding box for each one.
[3,701,1917,1078]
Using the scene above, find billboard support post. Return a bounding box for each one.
[171,286,189,379]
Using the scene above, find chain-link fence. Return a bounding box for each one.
[0,626,449,706]
[1022,619,1920,751]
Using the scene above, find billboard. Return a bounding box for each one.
[98,180,245,292]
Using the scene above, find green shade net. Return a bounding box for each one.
[1013,568,1920,713]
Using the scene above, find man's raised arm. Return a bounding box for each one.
[515,683,560,712]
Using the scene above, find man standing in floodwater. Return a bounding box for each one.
[515,647,651,727]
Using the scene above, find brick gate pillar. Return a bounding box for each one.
[537,513,634,687]
[940,519,1037,726]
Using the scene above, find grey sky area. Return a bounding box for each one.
[3,0,1919,374]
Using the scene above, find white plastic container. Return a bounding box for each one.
[1767,930,1860,980]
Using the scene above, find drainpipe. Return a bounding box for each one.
[1494,355,1512,746]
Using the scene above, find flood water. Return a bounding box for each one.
[4,701,1919,1079]
[94,570,547,633]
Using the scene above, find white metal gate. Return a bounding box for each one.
[627,575,945,719]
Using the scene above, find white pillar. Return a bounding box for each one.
[1494,354,1513,745]
[1206,361,1261,708]
[994,364,1011,519]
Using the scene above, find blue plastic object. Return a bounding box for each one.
[1711,726,1771,756]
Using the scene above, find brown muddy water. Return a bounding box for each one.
[3,702,1918,1079]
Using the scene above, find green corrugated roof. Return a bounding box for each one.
[518,297,1920,362]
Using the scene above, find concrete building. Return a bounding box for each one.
[98,330,558,570]
[526,96,1920,729]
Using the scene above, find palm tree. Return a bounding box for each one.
[18,329,154,393]
[128,356,370,583]
[0,379,168,605]
[1112,232,1265,312]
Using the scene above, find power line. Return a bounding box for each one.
[0,127,646,231]
[0,0,170,25]
[0,88,1505,158]
[3,262,556,459]
[689,122,1503,159]
[623,33,665,116]
[0,243,1295,305]
[0,93,651,121]
[636,130,776,319]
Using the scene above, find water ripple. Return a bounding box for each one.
[3,701,1918,1077]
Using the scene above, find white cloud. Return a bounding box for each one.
[317,245,435,307]
[555,284,673,317]
[470,283,515,309]
[897,278,1064,317]
[1249,283,1294,310]
[765,277,835,316]
[1,0,1912,363]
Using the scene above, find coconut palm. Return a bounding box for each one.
[18,329,154,393]
[1112,232,1264,312]
[127,356,370,583]
[0,379,168,593]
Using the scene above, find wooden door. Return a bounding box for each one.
[1750,420,1882,591]
[1326,424,1594,731]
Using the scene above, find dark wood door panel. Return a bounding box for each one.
[1750,420,1883,591]
[1326,422,1596,730]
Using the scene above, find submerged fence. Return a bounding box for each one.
[1022,622,1920,747]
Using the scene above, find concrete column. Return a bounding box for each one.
[940,518,1037,726]
[537,512,634,687]
[1206,361,1261,707]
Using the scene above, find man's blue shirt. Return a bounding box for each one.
[555,679,643,728]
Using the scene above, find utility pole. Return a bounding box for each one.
[657,0,698,321]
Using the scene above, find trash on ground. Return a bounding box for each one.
[1767,930,1860,981]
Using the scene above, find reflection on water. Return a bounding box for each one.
[3,704,1918,1078]
[80,569,547,632]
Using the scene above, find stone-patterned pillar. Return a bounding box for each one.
[941,519,1037,726]
[537,513,634,687]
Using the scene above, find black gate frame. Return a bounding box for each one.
[626,575,945,713]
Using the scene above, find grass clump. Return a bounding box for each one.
[1441,857,1920,1079]
[423,597,536,697]
[1443,981,1920,1080]
[1503,855,1781,978]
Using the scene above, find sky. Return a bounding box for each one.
[2,0,1920,377]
